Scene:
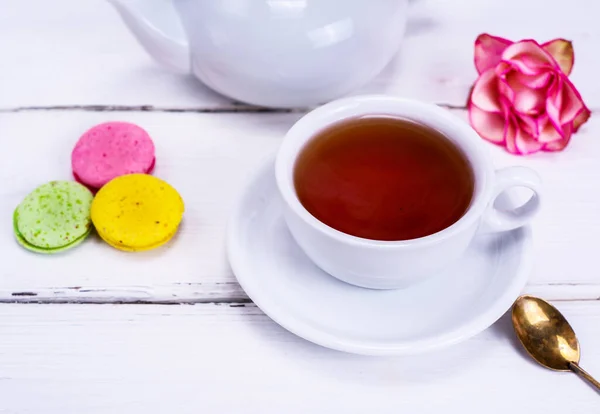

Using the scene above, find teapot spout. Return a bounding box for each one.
[107,0,190,73]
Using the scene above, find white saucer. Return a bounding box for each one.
[227,159,532,355]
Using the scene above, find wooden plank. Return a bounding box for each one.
[0,110,292,303]
[0,302,599,412]
[1,0,599,109]
[0,110,599,302]
[0,0,230,109]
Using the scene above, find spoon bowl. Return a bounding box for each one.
[512,295,600,391]
[512,295,580,371]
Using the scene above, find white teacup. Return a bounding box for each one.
[275,95,542,289]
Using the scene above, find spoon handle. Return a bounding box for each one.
[569,362,600,391]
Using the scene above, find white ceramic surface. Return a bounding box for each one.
[276,95,542,289]
[228,159,532,355]
[107,0,409,107]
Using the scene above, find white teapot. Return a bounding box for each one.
[108,0,409,107]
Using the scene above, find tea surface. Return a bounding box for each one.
[294,116,474,241]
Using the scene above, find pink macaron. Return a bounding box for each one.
[71,122,156,190]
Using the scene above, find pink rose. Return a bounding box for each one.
[469,34,590,154]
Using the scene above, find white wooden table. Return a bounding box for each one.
[1,0,599,412]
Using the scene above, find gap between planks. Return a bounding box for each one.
[2,282,600,305]
[0,103,468,114]
[1,105,598,116]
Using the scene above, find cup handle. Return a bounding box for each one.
[480,166,542,233]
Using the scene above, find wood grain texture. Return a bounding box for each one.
[0,110,599,302]
[2,1,600,411]
[1,0,599,109]
[0,302,599,413]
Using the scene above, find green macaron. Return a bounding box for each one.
[13,181,94,254]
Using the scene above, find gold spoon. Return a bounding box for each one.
[512,295,600,391]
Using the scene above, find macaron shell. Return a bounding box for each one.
[91,174,184,251]
[96,227,177,252]
[14,212,92,253]
[71,122,155,189]
[73,157,155,192]
[14,181,94,251]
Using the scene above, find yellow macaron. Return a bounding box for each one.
[91,174,184,251]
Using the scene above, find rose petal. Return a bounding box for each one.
[537,116,564,143]
[495,61,513,76]
[504,114,519,154]
[547,74,586,126]
[513,71,553,89]
[504,59,545,76]
[506,71,546,114]
[544,136,570,151]
[470,69,502,112]
[515,89,545,115]
[544,137,570,151]
[502,40,558,71]
[535,114,549,132]
[469,103,506,143]
[542,39,574,76]
[573,106,591,132]
[474,34,513,74]
[497,75,515,104]
[498,95,513,114]
[517,113,540,138]
[515,120,544,154]
[543,123,573,151]
[559,76,587,124]
[545,76,563,128]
